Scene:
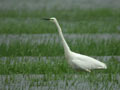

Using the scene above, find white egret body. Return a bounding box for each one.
[43,17,107,72]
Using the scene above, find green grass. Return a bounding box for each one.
[0,39,120,57]
[1,56,119,90]
[0,57,119,74]
[0,8,120,90]
[0,9,120,19]
[1,72,120,89]
[0,9,120,34]
[0,57,70,74]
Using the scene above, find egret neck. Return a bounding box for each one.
[54,19,70,54]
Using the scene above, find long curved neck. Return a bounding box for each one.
[54,19,70,53]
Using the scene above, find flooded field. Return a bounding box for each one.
[0,34,120,45]
[0,55,120,90]
[0,0,120,10]
[0,0,120,90]
[0,74,120,90]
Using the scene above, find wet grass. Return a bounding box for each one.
[0,7,120,90]
[0,57,119,74]
[0,56,119,89]
[0,9,120,34]
[0,72,120,90]
[0,57,70,74]
[0,39,120,57]
[0,9,120,19]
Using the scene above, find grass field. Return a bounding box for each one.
[0,9,120,34]
[0,1,120,89]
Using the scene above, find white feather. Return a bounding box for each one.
[46,17,107,72]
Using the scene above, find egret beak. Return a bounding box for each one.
[42,18,51,20]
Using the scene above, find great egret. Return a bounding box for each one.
[43,17,107,72]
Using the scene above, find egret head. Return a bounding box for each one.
[42,17,56,22]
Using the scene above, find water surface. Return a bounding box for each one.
[0,74,120,90]
[0,34,119,45]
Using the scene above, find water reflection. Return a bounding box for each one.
[0,0,120,10]
[0,74,120,90]
[0,34,120,45]
[0,56,120,64]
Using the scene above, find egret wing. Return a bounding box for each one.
[71,59,92,72]
[72,52,106,69]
